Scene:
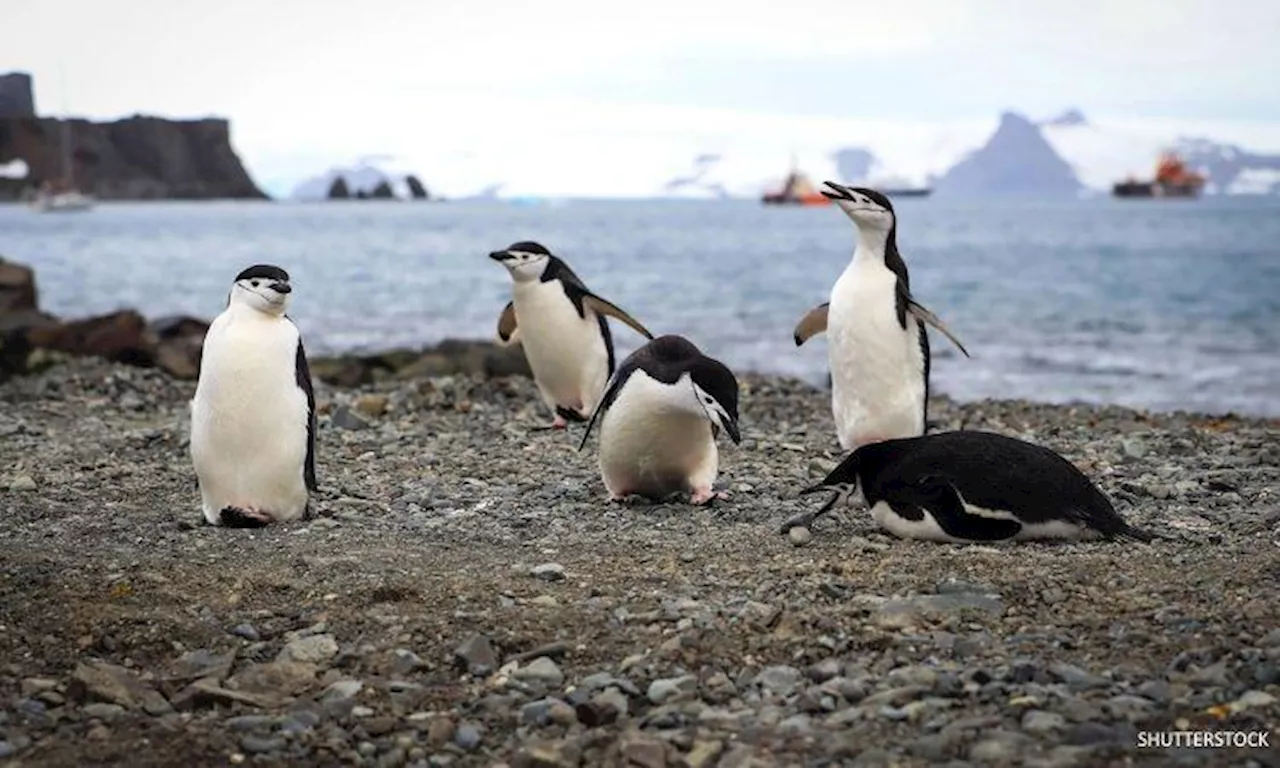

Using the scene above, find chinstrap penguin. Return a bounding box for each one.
[780,430,1154,543]
[491,241,654,429]
[794,182,969,451]
[578,334,741,506]
[190,264,317,528]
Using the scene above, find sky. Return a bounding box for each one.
[5,0,1280,196]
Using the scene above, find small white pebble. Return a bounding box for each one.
[788,526,813,547]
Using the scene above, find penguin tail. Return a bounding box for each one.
[1103,520,1157,544]
[220,506,272,528]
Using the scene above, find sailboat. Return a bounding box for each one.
[31,118,94,213]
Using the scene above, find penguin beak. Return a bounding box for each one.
[720,414,741,445]
[271,281,292,294]
[820,181,854,202]
[488,250,511,262]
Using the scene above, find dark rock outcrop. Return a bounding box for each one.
[0,258,208,381]
[0,72,35,118]
[310,341,531,388]
[934,111,1083,197]
[0,256,37,314]
[327,177,350,199]
[405,175,429,200]
[0,99,266,201]
[370,180,394,199]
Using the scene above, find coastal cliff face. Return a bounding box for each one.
[0,69,264,200]
[0,115,266,200]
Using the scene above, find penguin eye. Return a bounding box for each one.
[704,397,713,404]
[250,280,260,288]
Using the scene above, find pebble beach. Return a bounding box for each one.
[1,357,1278,767]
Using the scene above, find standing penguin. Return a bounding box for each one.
[780,430,1154,543]
[490,241,654,429]
[794,183,969,450]
[190,264,317,528]
[578,335,741,506]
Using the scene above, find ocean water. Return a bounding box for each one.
[2,197,1279,417]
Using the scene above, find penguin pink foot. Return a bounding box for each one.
[219,506,273,528]
[689,487,729,506]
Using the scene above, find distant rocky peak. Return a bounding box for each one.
[1043,108,1089,127]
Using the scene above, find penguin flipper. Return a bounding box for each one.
[496,301,519,345]
[793,302,829,346]
[901,476,1020,541]
[906,297,970,358]
[581,294,654,340]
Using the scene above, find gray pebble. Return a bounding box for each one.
[531,562,566,581]
[240,734,285,754]
[279,633,339,664]
[756,665,803,697]
[454,722,482,750]
[788,526,812,547]
[1022,710,1067,733]
[648,675,697,705]
[231,623,260,641]
[330,406,370,431]
[513,657,564,686]
[453,633,497,676]
[82,703,125,722]
[8,475,36,492]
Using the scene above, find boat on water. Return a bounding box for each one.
[761,164,830,206]
[1112,152,1205,199]
[30,120,94,213]
[880,186,932,198]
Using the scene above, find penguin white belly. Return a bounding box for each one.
[597,377,718,498]
[868,499,1098,542]
[513,281,610,414]
[827,261,926,450]
[190,313,310,525]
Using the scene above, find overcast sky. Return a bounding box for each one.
[6,0,1278,191]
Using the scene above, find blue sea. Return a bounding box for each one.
[3,197,1279,417]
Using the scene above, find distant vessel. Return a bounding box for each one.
[30,76,94,212]
[879,187,932,198]
[762,160,830,206]
[1112,152,1205,199]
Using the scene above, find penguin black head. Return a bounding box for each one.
[489,241,553,283]
[820,182,895,232]
[646,335,741,445]
[230,264,293,315]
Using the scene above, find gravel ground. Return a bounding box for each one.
[1,358,1278,768]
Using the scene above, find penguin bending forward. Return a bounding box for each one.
[578,335,741,506]
[794,183,969,451]
[490,241,654,429]
[190,265,317,528]
[780,430,1154,543]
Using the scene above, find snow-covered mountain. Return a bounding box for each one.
[279,110,1280,200]
[290,156,429,200]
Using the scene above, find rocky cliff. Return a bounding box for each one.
[0,116,266,200]
[0,71,265,201]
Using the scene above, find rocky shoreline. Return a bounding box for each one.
[1,352,1278,767]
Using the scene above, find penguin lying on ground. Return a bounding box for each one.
[780,430,1154,543]
[794,183,969,450]
[490,241,654,429]
[190,264,317,528]
[578,335,741,506]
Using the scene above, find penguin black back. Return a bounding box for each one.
[807,430,1153,542]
